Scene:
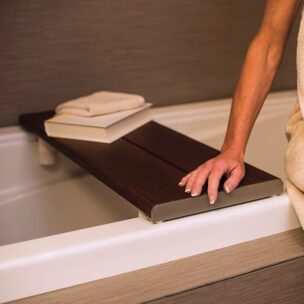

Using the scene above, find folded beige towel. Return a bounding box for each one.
[284,101,304,229]
[56,91,145,117]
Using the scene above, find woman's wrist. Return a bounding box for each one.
[220,143,245,161]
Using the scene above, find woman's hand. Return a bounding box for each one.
[178,150,245,204]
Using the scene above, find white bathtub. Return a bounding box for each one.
[0,90,300,303]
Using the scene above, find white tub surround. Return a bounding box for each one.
[0,90,300,303]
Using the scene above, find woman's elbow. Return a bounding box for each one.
[251,33,286,71]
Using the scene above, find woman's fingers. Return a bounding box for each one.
[184,170,199,193]
[181,163,227,204]
[190,165,212,197]
[223,166,245,193]
[207,166,227,204]
[178,173,190,187]
[178,153,245,204]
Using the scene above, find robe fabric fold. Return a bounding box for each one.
[284,7,304,230]
[285,101,304,229]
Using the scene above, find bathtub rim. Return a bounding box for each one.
[0,89,300,303]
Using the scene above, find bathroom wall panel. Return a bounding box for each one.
[0,0,300,127]
[148,256,304,304]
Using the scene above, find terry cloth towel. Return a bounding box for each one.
[284,7,304,230]
[56,91,145,117]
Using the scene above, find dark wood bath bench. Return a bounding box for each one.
[20,111,283,223]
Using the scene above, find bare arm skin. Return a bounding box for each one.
[178,0,301,204]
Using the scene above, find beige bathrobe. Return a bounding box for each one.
[284,8,304,230]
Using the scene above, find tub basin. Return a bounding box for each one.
[0,90,300,303]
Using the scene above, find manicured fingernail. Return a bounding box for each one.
[178,182,183,186]
[209,196,215,204]
[191,192,199,197]
[224,184,230,193]
[185,188,191,193]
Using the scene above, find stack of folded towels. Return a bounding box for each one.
[44,91,152,143]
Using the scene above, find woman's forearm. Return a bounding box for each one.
[221,36,284,159]
[179,0,301,201]
[221,0,301,159]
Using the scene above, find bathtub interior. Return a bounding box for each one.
[0,91,296,246]
[0,132,138,246]
[0,174,138,246]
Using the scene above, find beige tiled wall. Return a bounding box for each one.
[0,0,301,127]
